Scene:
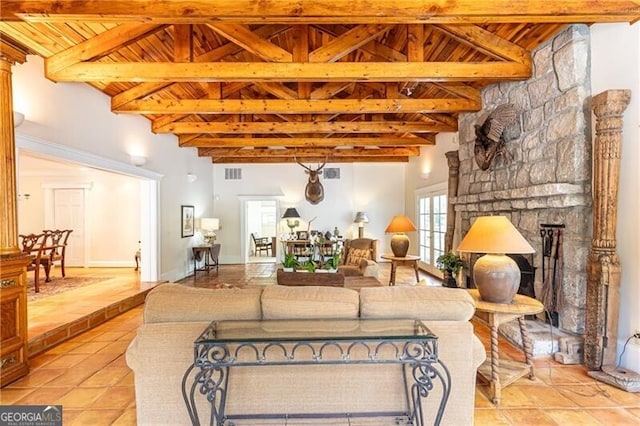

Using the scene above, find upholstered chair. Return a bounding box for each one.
[339,238,379,277]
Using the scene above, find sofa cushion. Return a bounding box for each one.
[143,283,263,324]
[345,247,371,266]
[359,286,476,321]
[261,285,359,319]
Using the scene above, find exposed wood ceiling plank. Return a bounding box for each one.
[114,98,479,114]
[45,23,163,75]
[111,82,174,109]
[179,136,435,148]
[206,23,293,62]
[309,24,393,63]
[213,156,409,163]
[173,24,193,62]
[155,120,455,134]
[199,146,420,157]
[4,1,639,24]
[435,24,531,65]
[48,61,532,82]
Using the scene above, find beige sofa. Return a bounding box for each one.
[126,283,485,425]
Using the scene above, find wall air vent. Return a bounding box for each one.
[224,168,242,180]
[324,168,340,180]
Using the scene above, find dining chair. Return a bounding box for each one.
[43,229,73,278]
[251,233,273,256]
[19,233,53,293]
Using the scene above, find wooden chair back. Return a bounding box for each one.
[18,233,52,293]
[43,229,73,277]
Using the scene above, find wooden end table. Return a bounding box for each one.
[380,254,420,286]
[467,289,544,405]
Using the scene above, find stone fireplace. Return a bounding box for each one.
[452,25,593,336]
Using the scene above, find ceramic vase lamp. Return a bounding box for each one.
[457,216,535,304]
[385,215,417,257]
[354,211,369,238]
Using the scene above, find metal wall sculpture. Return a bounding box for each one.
[473,103,517,170]
[297,160,326,204]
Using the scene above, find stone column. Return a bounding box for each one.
[444,150,460,253]
[0,56,21,256]
[584,89,631,370]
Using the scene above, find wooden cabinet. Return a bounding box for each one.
[0,254,31,387]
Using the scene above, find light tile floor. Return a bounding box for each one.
[2,263,638,425]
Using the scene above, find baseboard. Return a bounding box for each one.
[87,260,137,268]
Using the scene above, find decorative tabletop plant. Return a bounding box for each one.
[282,252,298,271]
[324,240,343,271]
[436,251,464,288]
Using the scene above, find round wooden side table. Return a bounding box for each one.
[380,254,420,286]
[467,289,544,405]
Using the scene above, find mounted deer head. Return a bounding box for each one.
[296,158,326,205]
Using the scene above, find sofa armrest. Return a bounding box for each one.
[359,259,379,277]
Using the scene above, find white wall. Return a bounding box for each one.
[591,23,640,371]
[12,56,215,281]
[212,162,405,263]
[405,133,460,258]
[17,163,141,266]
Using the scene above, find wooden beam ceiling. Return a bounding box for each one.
[2,1,639,23]
[2,1,638,163]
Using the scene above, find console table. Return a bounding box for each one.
[182,318,451,426]
[467,289,544,404]
[192,244,220,278]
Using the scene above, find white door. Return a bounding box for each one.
[53,189,85,266]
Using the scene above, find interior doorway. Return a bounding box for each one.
[239,196,281,264]
[246,200,277,264]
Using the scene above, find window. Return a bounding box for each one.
[417,191,447,271]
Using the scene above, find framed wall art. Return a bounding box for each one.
[181,205,195,238]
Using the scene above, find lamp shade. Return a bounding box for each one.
[282,208,300,219]
[385,215,417,257]
[354,212,369,224]
[385,215,417,233]
[457,216,534,254]
[200,218,220,231]
[457,216,534,304]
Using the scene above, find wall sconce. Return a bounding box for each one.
[186,173,197,183]
[200,217,220,244]
[130,155,147,167]
[354,211,369,238]
[13,111,25,128]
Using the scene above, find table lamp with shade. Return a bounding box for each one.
[200,218,220,244]
[385,215,417,257]
[457,215,535,304]
[354,211,369,238]
[282,208,300,235]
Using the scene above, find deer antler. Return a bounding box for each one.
[316,158,327,171]
[294,156,312,171]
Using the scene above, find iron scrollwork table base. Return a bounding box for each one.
[182,319,451,426]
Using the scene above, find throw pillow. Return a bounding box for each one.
[345,248,371,266]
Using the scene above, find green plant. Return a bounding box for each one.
[304,260,316,272]
[324,252,340,270]
[436,251,464,275]
[282,253,298,269]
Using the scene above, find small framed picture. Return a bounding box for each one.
[181,205,195,238]
[297,231,308,240]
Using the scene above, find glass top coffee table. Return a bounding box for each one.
[182,318,451,426]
